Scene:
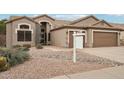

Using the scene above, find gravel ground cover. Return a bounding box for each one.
[30,48,123,66]
[0,47,123,79]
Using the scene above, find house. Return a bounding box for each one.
[110,23,124,45]
[6,14,124,48]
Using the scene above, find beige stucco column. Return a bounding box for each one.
[46,23,50,45]
[118,32,120,46]
[87,29,93,48]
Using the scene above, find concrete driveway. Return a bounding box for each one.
[53,65,124,79]
[82,47,124,63]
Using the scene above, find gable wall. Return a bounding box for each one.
[93,22,112,27]
[72,17,98,26]
[34,16,57,29]
[6,23,12,48]
[11,18,36,46]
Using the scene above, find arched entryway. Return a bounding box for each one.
[39,21,52,45]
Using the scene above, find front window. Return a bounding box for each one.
[17,31,31,41]
[20,24,29,29]
[17,24,32,42]
[17,31,24,41]
[25,31,32,41]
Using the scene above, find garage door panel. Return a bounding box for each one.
[93,32,117,47]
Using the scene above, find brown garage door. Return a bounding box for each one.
[69,31,73,48]
[93,32,118,47]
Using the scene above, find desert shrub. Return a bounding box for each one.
[17,47,29,51]
[13,44,30,51]
[13,45,22,48]
[0,47,29,68]
[23,44,31,48]
[0,56,9,71]
[6,49,29,66]
[0,35,6,47]
[120,39,124,46]
[36,44,43,49]
[0,48,9,56]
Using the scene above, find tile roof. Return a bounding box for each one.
[6,16,38,24]
[33,14,55,21]
[91,20,113,27]
[69,15,99,25]
[51,25,124,31]
[6,14,124,32]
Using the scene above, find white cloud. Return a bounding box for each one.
[32,14,39,17]
[107,14,124,17]
[50,14,88,20]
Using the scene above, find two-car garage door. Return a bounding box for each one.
[93,31,118,47]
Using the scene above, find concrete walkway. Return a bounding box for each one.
[52,65,124,79]
[82,47,124,63]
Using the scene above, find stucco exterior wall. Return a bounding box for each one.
[51,29,67,47]
[120,32,124,40]
[9,18,36,47]
[86,29,93,48]
[85,29,121,48]
[6,23,12,48]
[35,23,41,45]
[34,16,56,29]
[51,28,88,48]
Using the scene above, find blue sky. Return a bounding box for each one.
[1,14,124,24]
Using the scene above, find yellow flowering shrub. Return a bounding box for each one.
[0,56,9,71]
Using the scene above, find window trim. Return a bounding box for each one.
[16,23,33,42]
[39,20,53,29]
[18,23,31,30]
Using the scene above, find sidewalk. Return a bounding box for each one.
[52,66,124,79]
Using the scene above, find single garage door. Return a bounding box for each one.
[93,31,118,47]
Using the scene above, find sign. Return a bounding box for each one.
[73,32,85,63]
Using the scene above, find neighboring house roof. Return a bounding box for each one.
[6,16,38,24]
[51,25,124,32]
[51,15,124,32]
[91,20,113,27]
[69,15,99,25]
[6,14,124,32]
[54,19,71,27]
[110,23,124,29]
[33,14,55,21]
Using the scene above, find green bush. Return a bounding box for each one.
[0,47,29,70]
[6,49,29,66]
[0,35,6,47]
[0,56,9,71]
[0,47,9,56]
[13,45,22,48]
[13,44,30,51]
[17,47,29,51]
[36,44,43,49]
[23,44,31,48]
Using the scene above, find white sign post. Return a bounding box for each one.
[73,32,76,63]
[73,32,85,63]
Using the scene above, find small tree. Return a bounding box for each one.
[0,19,7,35]
[0,19,7,46]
